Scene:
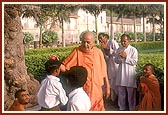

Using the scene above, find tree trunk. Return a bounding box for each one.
[110,9,114,40]
[4,4,40,111]
[134,13,137,42]
[39,26,43,48]
[121,14,124,33]
[152,16,156,41]
[61,18,65,47]
[95,16,98,44]
[143,15,146,42]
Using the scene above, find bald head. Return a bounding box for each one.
[82,31,95,41]
[80,31,95,51]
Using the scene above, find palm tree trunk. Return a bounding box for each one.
[121,14,124,33]
[110,9,114,39]
[143,15,146,42]
[152,16,156,41]
[134,13,137,42]
[39,26,43,48]
[61,18,65,47]
[95,16,98,44]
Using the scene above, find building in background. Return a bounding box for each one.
[21,9,157,47]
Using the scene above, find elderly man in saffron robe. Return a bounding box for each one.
[60,31,110,111]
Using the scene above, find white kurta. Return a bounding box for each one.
[101,39,119,101]
[37,75,68,109]
[115,45,138,88]
[106,39,119,89]
[67,87,91,111]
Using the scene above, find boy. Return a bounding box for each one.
[65,66,91,111]
[37,55,68,111]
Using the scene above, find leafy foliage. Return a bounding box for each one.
[23,32,34,44]
[42,30,58,47]
[136,53,164,84]
[25,51,71,82]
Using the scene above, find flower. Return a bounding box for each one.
[50,55,59,61]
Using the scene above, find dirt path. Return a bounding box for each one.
[26,98,119,111]
[104,98,119,111]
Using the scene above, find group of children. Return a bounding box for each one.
[37,55,91,111]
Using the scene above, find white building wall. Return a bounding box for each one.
[21,17,40,41]
[21,9,160,46]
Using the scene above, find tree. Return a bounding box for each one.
[80,4,102,43]
[116,4,143,42]
[4,4,40,110]
[22,4,51,48]
[124,4,142,42]
[115,4,127,34]
[137,4,150,42]
[51,4,79,47]
[147,4,164,41]
[101,4,118,39]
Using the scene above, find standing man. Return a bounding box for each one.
[8,89,30,111]
[115,34,138,111]
[98,33,119,103]
[60,31,110,111]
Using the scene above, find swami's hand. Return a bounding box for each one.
[104,86,110,99]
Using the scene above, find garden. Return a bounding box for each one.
[25,41,164,110]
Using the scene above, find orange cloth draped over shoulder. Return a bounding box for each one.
[62,46,108,111]
[138,75,161,111]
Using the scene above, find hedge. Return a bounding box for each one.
[25,41,164,55]
[25,41,164,83]
[25,53,164,83]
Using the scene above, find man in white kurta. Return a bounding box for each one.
[106,38,119,102]
[115,34,138,111]
[98,33,119,102]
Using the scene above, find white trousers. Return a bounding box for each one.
[118,86,136,110]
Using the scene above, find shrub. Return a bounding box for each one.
[23,32,34,44]
[136,53,164,84]
[23,32,34,49]
[42,30,58,47]
[25,51,71,82]
[25,41,164,84]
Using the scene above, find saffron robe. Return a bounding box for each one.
[62,46,108,111]
[137,75,161,111]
